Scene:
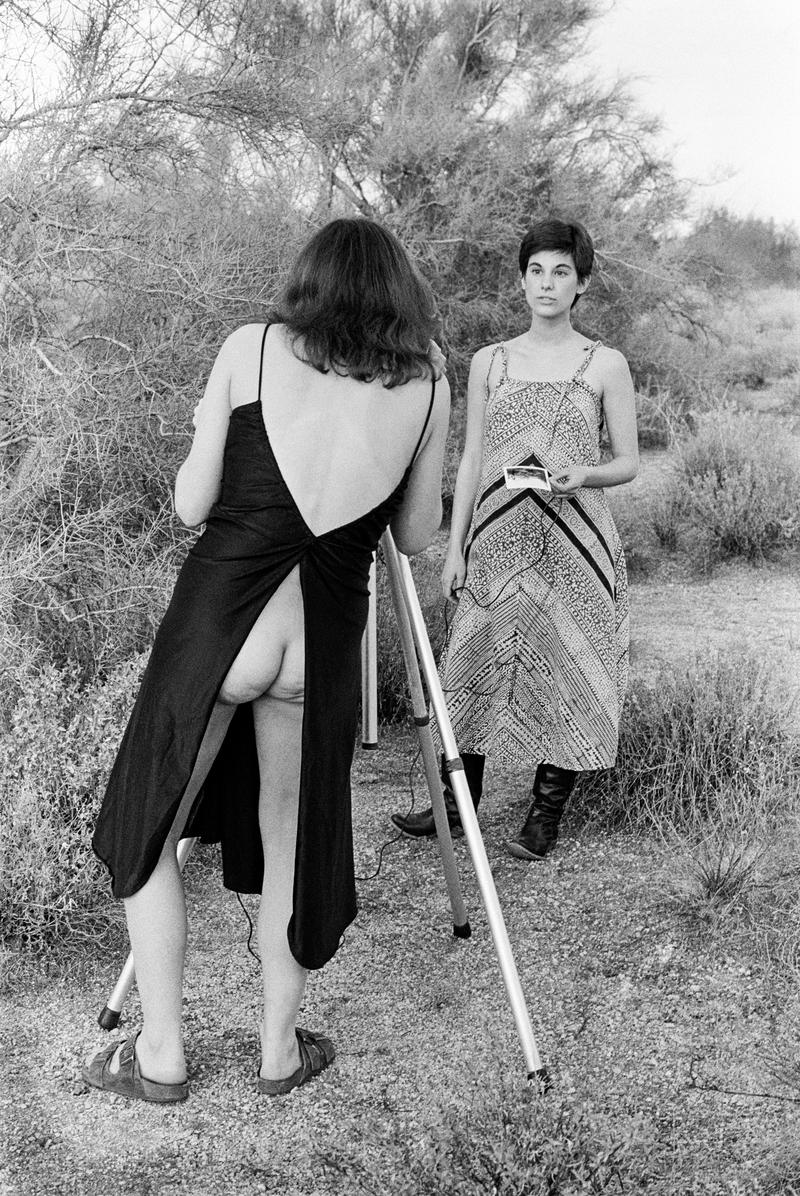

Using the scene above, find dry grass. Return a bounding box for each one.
[573,650,799,834]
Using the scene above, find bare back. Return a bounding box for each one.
[228,324,439,537]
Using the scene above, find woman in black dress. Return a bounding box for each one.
[84,219,450,1102]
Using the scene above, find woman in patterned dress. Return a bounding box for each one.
[392,218,638,859]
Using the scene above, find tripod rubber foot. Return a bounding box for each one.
[361,741,378,750]
[453,921,472,939]
[98,1005,122,1031]
[527,1065,552,1094]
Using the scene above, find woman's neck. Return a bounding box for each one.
[525,314,577,347]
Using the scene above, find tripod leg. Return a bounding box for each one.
[361,554,379,749]
[382,532,549,1086]
[97,836,197,1029]
[380,538,470,937]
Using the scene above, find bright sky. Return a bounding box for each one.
[586,0,800,228]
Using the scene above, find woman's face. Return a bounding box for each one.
[521,250,588,317]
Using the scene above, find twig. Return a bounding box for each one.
[33,345,62,375]
[688,1055,800,1105]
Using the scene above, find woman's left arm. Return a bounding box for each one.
[174,333,239,526]
[550,348,639,494]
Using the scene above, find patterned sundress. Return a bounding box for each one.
[437,340,629,772]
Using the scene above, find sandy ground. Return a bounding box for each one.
[2,753,799,1195]
[613,449,800,706]
[629,561,800,701]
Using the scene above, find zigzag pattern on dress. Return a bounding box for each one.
[435,341,629,772]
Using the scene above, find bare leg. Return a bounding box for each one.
[119,701,236,1084]
[253,690,308,1080]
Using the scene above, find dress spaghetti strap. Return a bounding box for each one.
[484,344,507,400]
[409,375,437,464]
[256,323,270,400]
[572,340,602,383]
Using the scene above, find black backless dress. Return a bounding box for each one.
[92,326,436,969]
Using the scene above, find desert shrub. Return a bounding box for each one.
[646,484,685,552]
[622,288,800,422]
[572,651,799,833]
[639,408,800,565]
[684,209,800,292]
[605,501,660,579]
[712,289,800,391]
[634,389,676,450]
[0,189,299,684]
[0,657,146,949]
[324,1080,651,1194]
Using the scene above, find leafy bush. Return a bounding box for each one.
[573,651,799,833]
[0,658,145,949]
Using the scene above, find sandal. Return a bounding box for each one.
[82,1032,189,1104]
[257,1027,335,1097]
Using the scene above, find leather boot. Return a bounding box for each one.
[391,752,485,838]
[507,762,578,860]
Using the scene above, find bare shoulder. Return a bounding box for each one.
[468,341,504,384]
[586,344,631,396]
[594,344,632,378]
[471,342,502,369]
[218,322,270,362]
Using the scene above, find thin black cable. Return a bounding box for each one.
[437,490,563,702]
[235,891,261,966]
[355,743,422,882]
[356,493,564,867]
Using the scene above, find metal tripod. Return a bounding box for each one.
[97,530,548,1085]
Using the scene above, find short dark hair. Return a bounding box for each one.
[274,217,440,388]
[518,218,594,281]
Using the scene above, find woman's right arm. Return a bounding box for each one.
[174,330,245,527]
[390,375,451,556]
[441,345,494,602]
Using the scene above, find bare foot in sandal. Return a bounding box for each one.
[83,1032,189,1103]
[258,1028,335,1096]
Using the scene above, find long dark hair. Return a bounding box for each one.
[273,218,440,388]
